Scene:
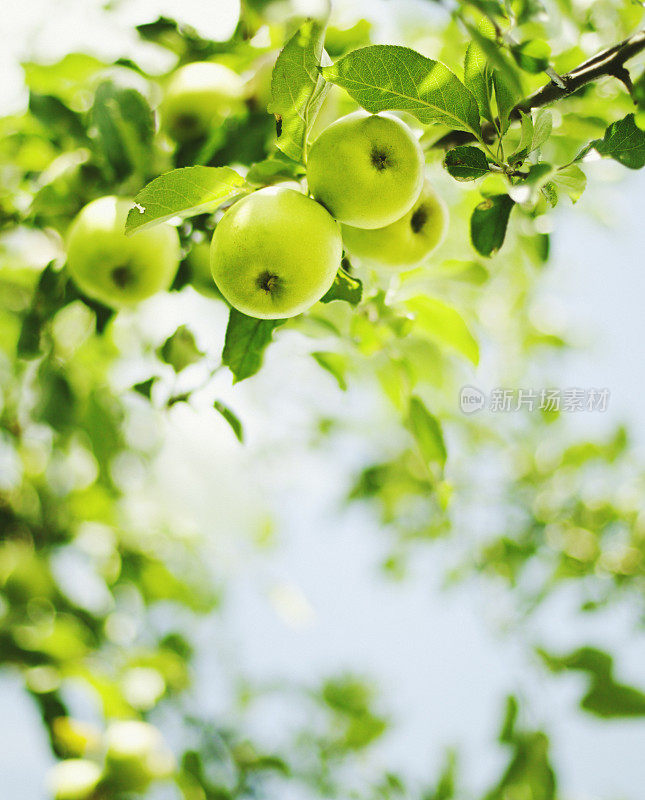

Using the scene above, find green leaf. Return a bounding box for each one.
[539,647,645,718]
[246,157,305,186]
[22,52,105,105]
[320,266,363,305]
[531,109,552,152]
[511,39,551,74]
[17,310,44,359]
[594,113,645,170]
[17,263,71,359]
[554,164,586,203]
[158,325,204,373]
[324,19,372,58]
[541,181,558,207]
[406,296,479,365]
[425,750,457,800]
[312,352,348,390]
[37,368,76,431]
[463,23,523,102]
[464,41,494,123]
[492,70,520,135]
[132,377,156,399]
[510,111,552,164]
[222,309,285,383]
[269,18,330,163]
[29,93,86,142]
[470,194,515,256]
[125,167,247,234]
[322,45,481,137]
[582,681,645,718]
[90,81,154,180]
[509,112,534,163]
[322,676,374,716]
[524,161,554,187]
[444,145,490,180]
[213,400,244,442]
[407,396,447,470]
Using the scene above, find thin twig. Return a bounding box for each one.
[435,29,645,148]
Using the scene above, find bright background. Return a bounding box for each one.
[1,1,644,798]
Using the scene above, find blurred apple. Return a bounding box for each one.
[161,62,246,142]
[66,196,181,309]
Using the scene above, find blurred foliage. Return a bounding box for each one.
[539,647,645,717]
[1,0,644,798]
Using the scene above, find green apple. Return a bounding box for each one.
[48,759,102,800]
[211,186,342,319]
[341,180,448,267]
[186,238,221,298]
[161,61,245,142]
[104,720,174,792]
[66,196,181,308]
[306,111,425,229]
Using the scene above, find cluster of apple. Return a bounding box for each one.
[65,62,447,319]
[211,110,448,319]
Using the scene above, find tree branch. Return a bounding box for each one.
[435,29,645,149]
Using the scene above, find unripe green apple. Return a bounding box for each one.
[186,238,221,298]
[48,759,102,800]
[161,62,245,142]
[66,196,181,308]
[306,111,425,229]
[341,180,448,268]
[211,187,342,319]
[104,720,174,792]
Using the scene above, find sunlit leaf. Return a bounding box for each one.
[531,109,552,152]
[554,164,586,203]
[269,18,330,163]
[407,296,479,365]
[464,40,494,123]
[492,70,521,135]
[323,46,481,137]
[320,265,363,305]
[125,167,248,234]
[594,113,645,170]
[312,351,348,390]
[246,157,305,186]
[509,112,534,163]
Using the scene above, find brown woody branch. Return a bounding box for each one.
[434,29,645,148]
